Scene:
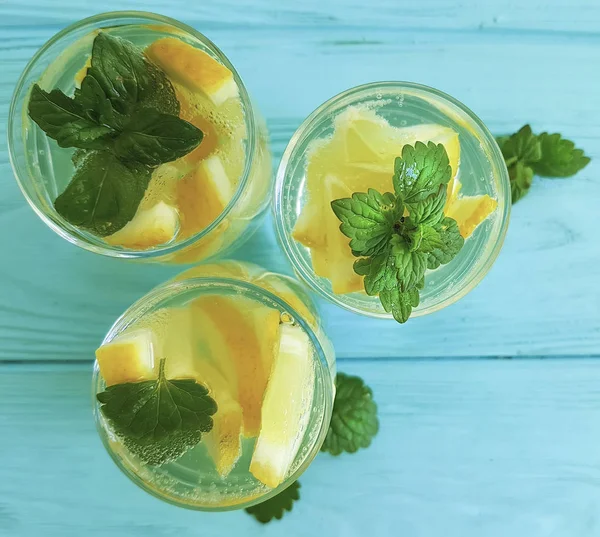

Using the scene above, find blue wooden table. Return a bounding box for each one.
[1,2,599,536]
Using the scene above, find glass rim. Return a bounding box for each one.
[273,80,511,319]
[91,275,334,511]
[8,10,258,260]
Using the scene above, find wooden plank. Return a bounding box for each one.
[0,5,599,359]
[3,359,600,536]
[1,0,599,32]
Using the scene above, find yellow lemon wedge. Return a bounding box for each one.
[176,155,233,239]
[161,308,243,477]
[445,194,498,238]
[105,201,179,249]
[95,329,156,386]
[249,324,314,488]
[192,295,280,437]
[146,37,238,106]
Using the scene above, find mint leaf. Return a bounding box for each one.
[498,124,541,167]
[123,429,202,466]
[427,217,464,270]
[27,84,114,149]
[321,373,378,455]
[393,141,452,203]
[331,189,399,257]
[115,109,203,166]
[408,224,443,253]
[142,60,180,117]
[508,161,534,204]
[531,132,591,177]
[380,286,420,323]
[88,32,151,114]
[97,359,216,441]
[408,184,447,226]
[390,235,427,291]
[54,151,151,236]
[354,250,394,296]
[245,481,301,523]
[74,74,124,129]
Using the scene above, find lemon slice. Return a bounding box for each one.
[146,37,239,106]
[105,201,179,248]
[176,155,233,239]
[95,329,156,386]
[250,324,314,488]
[161,308,243,477]
[445,194,498,238]
[192,295,280,437]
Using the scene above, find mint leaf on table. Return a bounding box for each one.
[54,151,151,236]
[496,125,590,203]
[245,481,301,524]
[115,108,203,166]
[97,359,217,466]
[332,142,463,323]
[531,132,591,177]
[28,84,115,149]
[321,373,379,455]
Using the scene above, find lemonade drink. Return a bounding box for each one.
[9,13,271,262]
[275,82,510,319]
[92,261,335,510]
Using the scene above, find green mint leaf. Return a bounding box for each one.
[380,286,420,323]
[497,124,541,166]
[393,141,452,203]
[427,217,464,270]
[408,224,443,253]
[354,249,395,296]
[331,189,399,257]
[97,359,217,444]
[54,151,151,236]
[245,481,301,523]
[27,84,114,149]
[408,184,447,226]
[508,161,534,204]
[122,429,202,466]
[390,235,427,291]
[88,32,151,114]
[531,132,591,177]
[115,109,203,166]
[321,373,379,455]
[74,73,124,130]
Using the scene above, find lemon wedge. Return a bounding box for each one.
[176,155,233,239]
[146,37,238,106]
[95,329,156,386]
[445,194,498,238]
[161,308,243,477]
[192,295,280,437]
[250,324,314,488]
[105,201,179,248]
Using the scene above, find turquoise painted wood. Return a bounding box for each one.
[1,0,599,535]
[4,360,600,536]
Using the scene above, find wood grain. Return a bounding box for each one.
[3,359,600,536]
[0,1,599,360]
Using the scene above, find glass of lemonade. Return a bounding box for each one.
[274,82,510,319]
[8,12,271,263]
[92,260,335,510]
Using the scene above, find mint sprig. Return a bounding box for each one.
[332,142,464,323]
[28,32,203,237]
[245,481,301,523]
[97,359,217,466]
[321,373,379,456]
[497,125,590,203]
